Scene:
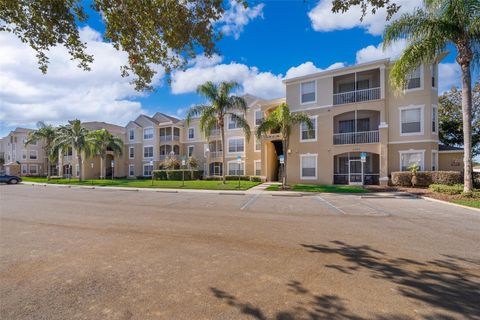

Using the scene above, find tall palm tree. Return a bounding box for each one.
[24,121,58,180]
[87,129,123,179]
[52,119,90,181]
[185,81,251,183]
[256,103,313,189]
[384,0,480,192]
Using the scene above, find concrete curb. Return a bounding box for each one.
[418,195,480,213]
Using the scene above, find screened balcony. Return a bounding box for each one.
[333,110,380,145]
[333,69,381,105]
[160,127,180,142]
[159,145,180,160]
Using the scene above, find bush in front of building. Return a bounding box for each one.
[429,184,464,195]
[250,176,262,182]
[391,171,464,187]
[225,175,251,181]
[152,170,203,180]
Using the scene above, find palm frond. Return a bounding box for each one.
[185,104,210,126]
[255,118,277,140]
[229,113,251,142]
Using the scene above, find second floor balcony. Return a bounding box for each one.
[333,110,380,145]
[333,68,381,106]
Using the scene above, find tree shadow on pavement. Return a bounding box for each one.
[301,240,480,319]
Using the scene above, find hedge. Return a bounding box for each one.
[203,175,264,182]
[391,171,463,187]
[429,184,464,195]
[152,170,203,181]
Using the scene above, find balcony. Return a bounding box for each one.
[333,87,381,105]
[160,135,172,142]
[160,154,179,161]
[63,155,73,162]
[208,151,223,159]
[333,130,379,145]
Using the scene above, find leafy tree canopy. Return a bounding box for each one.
[331,0,401,20]
[439,83,480,156]
[0,0,243,91]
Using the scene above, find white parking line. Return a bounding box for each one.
[240,193,261,211]
[315,196,345,214]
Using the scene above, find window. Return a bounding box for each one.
[254,160,261,176]
[143,127,153,140]
[187,145,194,157]
[400,150,424,171]
[301,117,317,141]
[228,114,242,130]
[29,150,37,160]
[188,127,195,139]
[228,161,244,175]
[400,106,423,135]
[431,150,438,171]
[432,105,437,133]
[129,129,135,141]
[129,147,135,159]
[22,150,27,160]
[143,164,153,176]
[255,138,261,152]
[129,165,135,177]
[75,164,80,177]
[301,81,316,104]
[228,138,244,153]
[431,64,436,88]
[405,67,421,90]
[255,110,264,125]
[143,146,153,158]
[300,154,317,179]
[29,165,38,175]
[21,164,27,174]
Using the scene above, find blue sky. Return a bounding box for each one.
[0,0,463,137]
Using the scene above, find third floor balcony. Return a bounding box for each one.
[333,68,381,106]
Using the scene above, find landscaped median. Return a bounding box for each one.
[265,184,368,193]
[21,177,260,191]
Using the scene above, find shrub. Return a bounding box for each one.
[152,170,167,180]
[429,184,464,195]
[473,172,480,189]
[152,170,203,181]
[204,176,223,181]
[163,157,180,170]
[431,171,463,185]
[225,175,250,181]
[250,176,262,182]
[391,172,412,186]
[187,156,199,169]
[392,171,463,187]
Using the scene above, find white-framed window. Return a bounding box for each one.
[129,164,135,177]
[21,164,28,174]
[129,128,135,141]
[29,164,38,175]
[254,137,261,152]
[228,137,245,153]
[300,116,317,142]
[431,150,438,171]
[430,64,436,88]
[22,150,27,160]
[29,150,38,160]
[228,160,244,176]
[301,80,316,104]
[254,160,261,176]
[143,164,153,177]
[228,114,242,130]
[143,146,153,158]
[255,110,264,125]
[75,164,79,177]
[129,146,135,159]
[405,66,422,90]
[399,150,425,171]
[300,154,317,180]
[432,105,438,133]
[400,105,424,135]
[188,127,195,140]
[187,145,194,157]
[143,127,153,140]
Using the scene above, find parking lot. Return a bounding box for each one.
[1,184,479,319]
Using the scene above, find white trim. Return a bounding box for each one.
[254,137,261,152]
[21,164,28,174]
[398,149,425,171]
[21,149,27,160]
[227,160,245,176]
[431,150,438,171]
[188,127,195,140]
[143,163,153,177]
[404,64,424,93]
[300,153,318,180]
[29,164,39,175]
[227,113,242,131]
[187,145,194,157]
[295,104,332,112]
[143,127,154,140]
[300,115,318,143]
[254,160,261,176]
[128,128,135,141]
[128,164,135,177]
[378,122,388,129]
[399,105,424,136]
[388,139,439,144]
[129,146,135,159]
[432,104,438,134]
[29,149,38,160]
[143,145,154,159]
[227,136,245,155]
[300,79,317,105]
[254,109,264,126]
[430,64,437,89]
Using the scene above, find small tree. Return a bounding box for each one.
[256,103,313,189]
[408,163,420,187]
[164,156,180,170]
[187,156,199,169]
[87,129,123,179]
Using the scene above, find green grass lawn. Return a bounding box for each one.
[265,184,368,193]
[452,199,480,209]
[21,177,260,191]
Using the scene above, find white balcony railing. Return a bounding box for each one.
[208,151,223,159]
[333,130,379,145]
[160,154,179,161]
[160,135,172,142]
[333,87,381,105]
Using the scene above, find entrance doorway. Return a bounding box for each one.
[334,152,380,185]
[348,159,363,185]
[265,140,284,182]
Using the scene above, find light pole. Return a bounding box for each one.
[205,147,210,178]
[90,162,94,185]
[181,156,186,187]
[111,160,115,183]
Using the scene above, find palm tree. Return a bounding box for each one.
[87,129,123,179]
[185,81,251,183]
[24,122,58,180]
[52,119,90,181]
[384,0,480,192]
[256,103,313,189]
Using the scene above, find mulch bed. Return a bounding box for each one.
[365,185,472,203]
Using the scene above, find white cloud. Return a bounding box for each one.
[284,61,345,79]
[438,63,461,93]
[355,39,407,63]
[188,53,224,68]
[218,0,265,39]
[0,26,163,131]
[308,0,419,35]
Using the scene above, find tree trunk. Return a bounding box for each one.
[220,122,226,184]
[46,157,50,180]
[460,62,473,192]
[282,138,288,189]
[101,155,106,179]
[77,154,83,182]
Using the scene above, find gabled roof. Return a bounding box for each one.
[82,121,125,133]
[134,114,160,125]
[152,112,180,124]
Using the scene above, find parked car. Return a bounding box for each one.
[0,174,22,184]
